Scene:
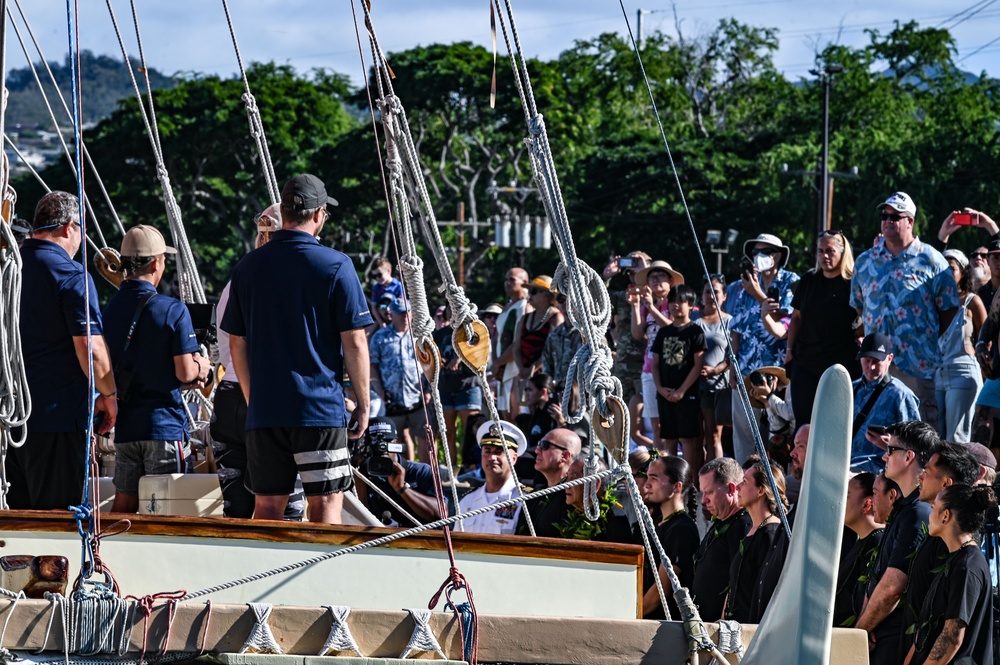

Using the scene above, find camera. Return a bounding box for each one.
[748,370,768,387]
[353,418,405,478]
[618,256,636,269]
[185,303,217,347]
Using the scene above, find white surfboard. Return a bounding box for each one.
[743,364,856,665]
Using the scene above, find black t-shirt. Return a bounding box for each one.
[790,269,860,375]
[652,322,706,397]
[866,490,931,644]
[834,528,884,627]
[910,545,994,665]
[902,535,951,647]
[643,510,701,620]
[432,327,479,393]
[515,480,568,538]
[725,521,782,623]
[750,525,788,623]
[691,509,752,622]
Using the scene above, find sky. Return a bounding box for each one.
[13,0,1000,86]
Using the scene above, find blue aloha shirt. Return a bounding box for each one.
[850,237,958,380]
[729,268,800,374]
[369,326,423,408]
[850,376,921,473]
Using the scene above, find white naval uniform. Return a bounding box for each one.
[458,475,523,535]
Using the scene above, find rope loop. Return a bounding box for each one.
[528,113,545,135]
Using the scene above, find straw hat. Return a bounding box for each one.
[743,366,789,409]
[634,260,684,287]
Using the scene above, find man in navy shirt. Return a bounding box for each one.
[221,174,373,524]
[103,225,211,513]
[4,191,117,510]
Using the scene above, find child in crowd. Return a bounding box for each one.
[651,284,705,470]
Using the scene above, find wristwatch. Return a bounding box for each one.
[396,484,409,496]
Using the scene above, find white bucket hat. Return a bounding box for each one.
[743,233,790,268]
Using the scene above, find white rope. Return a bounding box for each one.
[179,465,624,602]
[318,605,362,657]
[4,134,51,192]
[492,0,626,521]
[713,620,746,663]
[238,603,281,655]
[360,4,529,532]
[102,0,205,304]
[219,0,280,205]
[399,608,446,660]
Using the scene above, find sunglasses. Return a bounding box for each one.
[880,212,911,222]
[369,271,383,279]
[529,287,549,296]
[885,445,908,456]
[817,229,844,238]
[751,248,780,256]
[971,252,989,260]
[705,273,726,286]
[537,439,568,452]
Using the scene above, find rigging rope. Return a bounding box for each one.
[492,0,625,521]
[613,0,790,538]
[102,0,205,304]
[10,0,127,238]
[219,0,281,206]
[358,0,535,536]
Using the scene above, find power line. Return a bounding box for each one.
[937,0,996,29]
[958,35,1000,62]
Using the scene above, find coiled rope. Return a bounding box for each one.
[491,0,625,521]
[357,0,534,536]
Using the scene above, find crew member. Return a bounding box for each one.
[458,420,528,535]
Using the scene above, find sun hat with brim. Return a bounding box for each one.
[476,420,528,457]
[480,303,503,316]
[529,275,554,291]
[743,233,790,268]
[876,191,916,218]
[121,224,177,257]
[743,366,788,409]
[257,202,282,232]
[634,260,684,287]
[943,249,969,270]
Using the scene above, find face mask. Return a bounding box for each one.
[754,253,775,272]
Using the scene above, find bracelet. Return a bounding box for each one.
[100,391,117,398]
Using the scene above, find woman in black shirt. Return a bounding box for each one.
[905,484,996,665]
[785,231,861,426]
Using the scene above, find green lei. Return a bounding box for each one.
[557,485,622,540]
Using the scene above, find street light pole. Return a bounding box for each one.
[817,64,843,236]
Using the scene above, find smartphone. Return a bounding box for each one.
[867,425,888,436]
[953,212,974,226]
[618,256,636,269]
[740,256,754,281]
[766,286,780,301]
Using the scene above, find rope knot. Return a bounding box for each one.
[528,113,546,135]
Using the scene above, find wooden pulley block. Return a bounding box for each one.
[593,394,628,464]
[453,320,491,372]
[94,247,124,288]
[415,337,440,384]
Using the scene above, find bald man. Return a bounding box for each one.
[517,428,582,537]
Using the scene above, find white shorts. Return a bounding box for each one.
[641,372,659,419]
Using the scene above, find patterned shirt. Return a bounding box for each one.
[851,237,959,379]
[729,269,800,374]
[369,325,422,408]
[541,320,583,387]
[850,376,921,472]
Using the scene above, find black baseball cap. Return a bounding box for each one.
[987,238,1000,254]
[281,174,339,211]
[858,332,892,361]
[366,417,398,442]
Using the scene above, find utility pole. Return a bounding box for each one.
[813,64,843,236]
[457,202,465,287]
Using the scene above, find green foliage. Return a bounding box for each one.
[8,20,1000,307]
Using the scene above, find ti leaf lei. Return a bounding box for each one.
[557,485,621,540]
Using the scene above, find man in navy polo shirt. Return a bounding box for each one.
[103,224,211,513]
[4,191,117,510]
[221,173,373,524]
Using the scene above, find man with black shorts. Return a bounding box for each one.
[221,174,373,524]
[5,191,117,510]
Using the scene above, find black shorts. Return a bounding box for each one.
[246,426,353,496]
[657,393,702,440]
[5,430,87,510]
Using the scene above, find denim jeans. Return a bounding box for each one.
[934,358,983,442]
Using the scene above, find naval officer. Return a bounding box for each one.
[458,420,528,535]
